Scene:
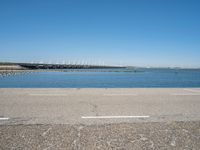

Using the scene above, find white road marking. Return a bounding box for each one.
[81,116,149,119]
[104,93,138,96]
[183,89,200,93]
[0,117,9,120]
[171,93,200,96]
[29,94,68,96]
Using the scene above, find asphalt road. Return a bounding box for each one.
[0,88,200,149]
[0,88,200,124]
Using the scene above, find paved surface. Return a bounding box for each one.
[1,122,200,150]
[0,88,200,149]
[1,88,200,124]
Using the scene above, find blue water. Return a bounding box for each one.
[0,68,200,88]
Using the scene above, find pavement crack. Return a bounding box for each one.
[170,136,176,147]
[42,127,52,137]
[79,101,99,116]
[73,125,84,150]
[89,103,99,116]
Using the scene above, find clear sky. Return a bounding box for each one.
[0,0,200,68]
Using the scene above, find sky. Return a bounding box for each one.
[0,0,200,68]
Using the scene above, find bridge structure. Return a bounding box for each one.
[0,62,125,70]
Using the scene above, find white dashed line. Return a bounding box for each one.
[81,116,149,119]
[171,93,200,96]
[183,89,200,93]
[29,94,68,96]
[103,93,138,96]
[0,117,9,120]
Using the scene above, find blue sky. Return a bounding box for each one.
[0,0,200,68]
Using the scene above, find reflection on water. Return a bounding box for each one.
[0,68,200,88]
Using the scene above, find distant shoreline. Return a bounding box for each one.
[0,62,200,70]
[0,62,124,70]
[0,63,27,70]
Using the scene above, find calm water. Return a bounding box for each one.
[0,68,200,88]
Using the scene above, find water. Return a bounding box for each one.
[0,68,200,88]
